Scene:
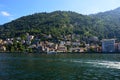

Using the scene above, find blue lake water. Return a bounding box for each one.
[0,53,120,80]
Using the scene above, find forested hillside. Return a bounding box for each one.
[91,7,120,39]
[1,8,120,40]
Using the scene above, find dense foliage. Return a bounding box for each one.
[1,8,120,40]
[91,7,120,40]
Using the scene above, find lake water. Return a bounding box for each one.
[0,53,120,80]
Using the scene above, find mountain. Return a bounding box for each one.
[0,11,96,39]
[1,8,120,40]
[91,7,120,39]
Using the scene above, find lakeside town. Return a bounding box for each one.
[0,33,119,53]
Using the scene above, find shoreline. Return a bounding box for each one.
[0,52,120,54]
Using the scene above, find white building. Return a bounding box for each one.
[72,42,80,46]
[117,43,120,52]
[60,41,66,46]
[102,39,115,52]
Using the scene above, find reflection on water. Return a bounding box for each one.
[0,53,120,80]
[70,60,120,69]
[88,60,120,69]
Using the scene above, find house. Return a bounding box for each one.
[26,33,34,41]
[6,40,13,45]
[0,46,6,51]
[48,34,52,38]
[88,45,100,52]
[70,47,86,52]
[65,41,71,46]
[57,45,67,52]
[72,42,81,46]
[102,39,115,52]
[0,39,3,44]
[70,47,81,52]
[80,48,85,52]
[0,39,5,45]
[28,35,34,41]
[60,41,66,46]
[89,36,99,42]
[3,41,7,44]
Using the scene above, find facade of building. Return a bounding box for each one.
[57,45,67,52]
[117,43,120,52]
[102,39,115,52]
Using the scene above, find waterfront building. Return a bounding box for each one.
[60,41,66,46]
[65,41,71,46]
[70,47,81,52]
[72,42,81,46]
[57,45,67,52]
[0,46,6,51]
[117,43,120,52]
[102,39,115,52]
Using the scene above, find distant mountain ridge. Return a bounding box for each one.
[90,7,120,39]
[0,11,95,39]
[1,7,120,40]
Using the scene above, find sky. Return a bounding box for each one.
[0,0,120,25]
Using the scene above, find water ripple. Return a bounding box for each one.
[64,59,120,69]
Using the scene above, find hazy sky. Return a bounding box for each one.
[0,0,120,24]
